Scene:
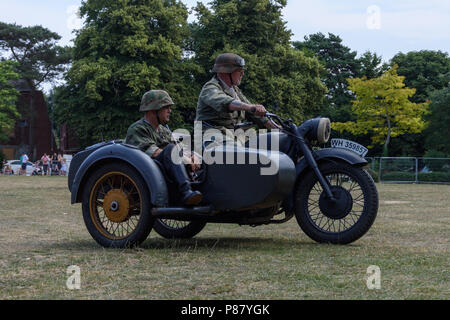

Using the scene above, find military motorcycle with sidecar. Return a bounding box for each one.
[68,112,378,248]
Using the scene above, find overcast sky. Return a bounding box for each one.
[1,0,449,63]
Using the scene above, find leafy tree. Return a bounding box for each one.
[424,86,450,155]
[388,50,450,156]
[55,0,199,147]
[0,22,71,89]
[190,0,326,122]
[293,34,388,154]
[358,51,389,79]
[0,60,19,142]
[391,50,450,103]
[332,65,429,155]
[0,22,71,158]
[293,32,360,110]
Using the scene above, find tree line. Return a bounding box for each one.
[1,0,449,157]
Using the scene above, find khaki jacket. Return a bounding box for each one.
[195,76,268,131]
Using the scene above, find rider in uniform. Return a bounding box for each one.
[196,53,277,143]
[125,90,202,206]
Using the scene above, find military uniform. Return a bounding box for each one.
[196,76,268,134]
[125,119,173,158]
[125,89,203,205]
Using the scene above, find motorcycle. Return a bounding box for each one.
[68,112,378,248]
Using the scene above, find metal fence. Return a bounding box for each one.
[365,157,450,184]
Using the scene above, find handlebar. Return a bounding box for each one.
[265,112,289,130]
[249,107,291,131]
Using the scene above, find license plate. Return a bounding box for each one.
[330,139,368,157]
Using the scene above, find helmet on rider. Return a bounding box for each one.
[211,53,245,74]
[139,90,174,112]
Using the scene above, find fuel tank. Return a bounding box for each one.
[197,145,296,210]
[246,131,292,153]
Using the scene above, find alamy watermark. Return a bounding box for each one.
[366,5,381,30]
[366,265,381,290]
[66,265,81,290]
[67,5,83,30]
[169,121,281,176]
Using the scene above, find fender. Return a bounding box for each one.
[282,148,368,214]
[295,147,368,176]
[70,143,168,206]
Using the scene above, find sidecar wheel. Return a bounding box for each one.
[153,219,207,239]
[295,162,378,244]
[81,162,154,248]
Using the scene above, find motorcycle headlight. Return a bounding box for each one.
[316,117,331,144]
[298,117,331,144]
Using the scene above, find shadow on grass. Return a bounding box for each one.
[141,236,316,250]
[45,236,328,252]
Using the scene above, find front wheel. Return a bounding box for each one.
[295,162,378,244]
[82,162,154,248]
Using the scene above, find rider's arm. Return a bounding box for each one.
[199,83,235,113]
[228,100,266,117]
[125,122,163,158]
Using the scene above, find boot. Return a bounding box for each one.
[181,189,203,206]
[170,162,203,206]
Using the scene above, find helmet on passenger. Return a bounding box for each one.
[211,53,245,73]
[139,90,174,112]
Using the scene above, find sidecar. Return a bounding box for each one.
[68,138,297,247]
[69,114,378,248]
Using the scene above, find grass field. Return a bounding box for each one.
[0,175,448,300]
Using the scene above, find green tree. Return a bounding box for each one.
[293,34,388,154]
[332,65,429,155]
[55,0,198,147]
[388,50,450,156]
[190,0,326,122]
[0,22,71,89]
[424,86,450,155]
[0,22,72,157]
[0,60,19,142]
[358,51,389,79]
[293,32,360,110]
[391,50,450,103]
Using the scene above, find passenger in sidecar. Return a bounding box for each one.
[124,89,203,206]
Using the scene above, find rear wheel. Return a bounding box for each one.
[82,162,153,248]
[153,219,206,239]
[295,162,378,244]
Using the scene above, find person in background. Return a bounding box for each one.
[51,152,58,175]
[41,153,50,175]
[60,158,68,176]
[32,161,41,176]
[4,164,13,175]
[19,153,29,175]
[57,153,63,175]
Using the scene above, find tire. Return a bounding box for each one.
[81,162,154,248]
[295,161,378,244]
[153,219,207,239]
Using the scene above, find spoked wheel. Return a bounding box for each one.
[295,161,378,244]
[153,219,207,239]
[82,162,153,248]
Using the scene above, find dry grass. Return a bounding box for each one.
[0,175,448,299]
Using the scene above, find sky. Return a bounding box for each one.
[1,0,449,64]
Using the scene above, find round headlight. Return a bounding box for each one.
[317,117,331,144]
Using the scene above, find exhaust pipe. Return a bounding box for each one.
[151,206,213,219]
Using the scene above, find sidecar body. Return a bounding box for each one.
[69,139,296,220]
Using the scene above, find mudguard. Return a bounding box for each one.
[295,147,368,176]
[282,147,368,214]
[70,142,168,206]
